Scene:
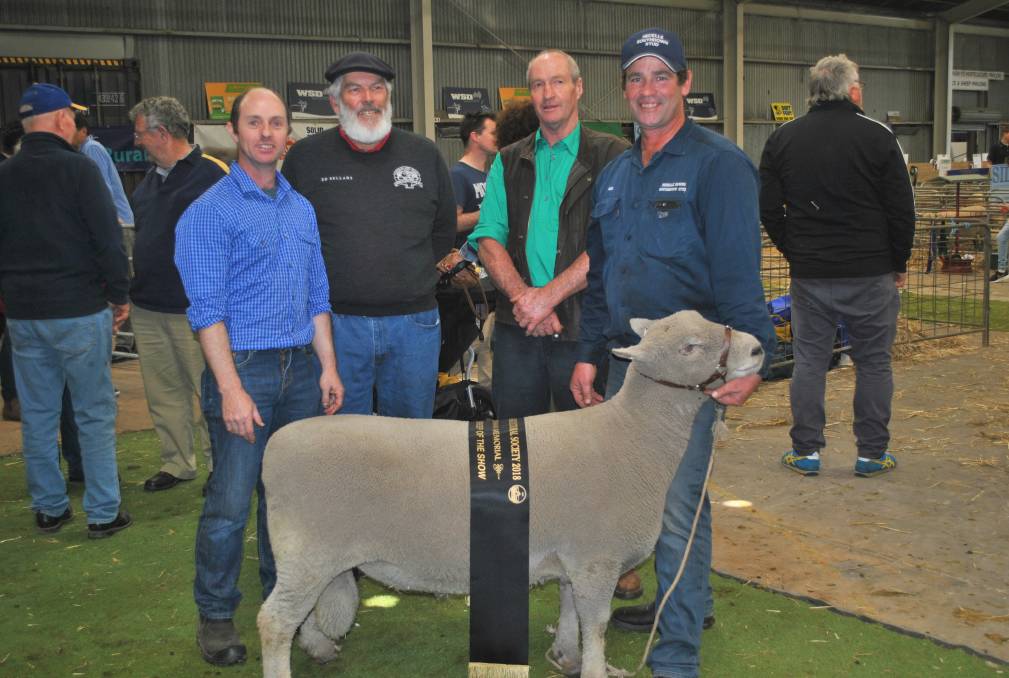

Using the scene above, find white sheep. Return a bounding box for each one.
[257,310,765,678]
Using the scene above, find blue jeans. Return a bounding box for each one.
[194,346,322,619]
[491,321,593,418]
[607,356,716,678]
[997,219,1009,272]
[330,309,440,417]
[8,309,120,523]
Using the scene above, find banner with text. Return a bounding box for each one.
[89,125,149,171]
[287,82,336,120]
[686,92,717,121]
[441,87,492,119]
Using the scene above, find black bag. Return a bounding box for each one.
[433,380,496,421]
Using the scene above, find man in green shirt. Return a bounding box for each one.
[469,49,628,421]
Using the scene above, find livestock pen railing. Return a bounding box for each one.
[761,174,994,372]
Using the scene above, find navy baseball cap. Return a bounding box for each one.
[621,28,688,73]
[325,52,395,83]
[18,83,87,119]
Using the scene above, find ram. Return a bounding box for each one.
[258,310,764,678]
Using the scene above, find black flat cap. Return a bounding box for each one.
[325,52,395,83]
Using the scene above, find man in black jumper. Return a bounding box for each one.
[283,52,456,418]
[0,83,131,537]
[129,96,228,492]
[760,53,915,478]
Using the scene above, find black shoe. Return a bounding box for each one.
[143,471,191,492]
[610,601,715,632]
[36,507,73,534]
[202,471,213,498]
[87,510,133,539]
[2,398,20,421]
[197,616,247,666]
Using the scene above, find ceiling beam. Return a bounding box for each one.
[941,0,1009,24]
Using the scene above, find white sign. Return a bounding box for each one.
[952,69,1004,91]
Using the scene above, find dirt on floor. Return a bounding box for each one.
[712,331,1009,664]
[1,329,1007,664]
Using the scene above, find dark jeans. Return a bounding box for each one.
[490,321,604,419]
[194,346,322,619]
[0,316,16,402]
[59,386,83,478]
[608,356,715,678]
[789,275,899,459]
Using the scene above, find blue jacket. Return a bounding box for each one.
[577,119,775,367]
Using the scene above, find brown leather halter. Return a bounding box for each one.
[638,325,733,393]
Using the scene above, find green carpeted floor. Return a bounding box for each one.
[0,430,1001,676]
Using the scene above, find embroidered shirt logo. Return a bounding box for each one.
[658,181,687,192]
[393,165,423,189]
[321,175,353,182]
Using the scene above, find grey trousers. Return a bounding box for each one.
[789,275,899,458]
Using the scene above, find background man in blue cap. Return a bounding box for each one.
[283,51,456,418]
[570,29,775,678]
[0,83,132,538]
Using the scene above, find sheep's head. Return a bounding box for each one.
[611,310,764,388]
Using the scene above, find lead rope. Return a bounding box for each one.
[622,432,716,677]
[543,409,718,678]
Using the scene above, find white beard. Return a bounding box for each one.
[338,100,393,145]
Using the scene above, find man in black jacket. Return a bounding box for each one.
[759,54,915,478]
[129,96,227,493]
[0,83,132,537]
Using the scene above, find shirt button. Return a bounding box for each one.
[632,201,640,209]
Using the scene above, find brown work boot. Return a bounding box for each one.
[614,568,643,600]
[2,398,20,421]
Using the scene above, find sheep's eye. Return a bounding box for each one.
[679,342,702,355]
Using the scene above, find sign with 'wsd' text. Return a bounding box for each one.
[286,82,336,120]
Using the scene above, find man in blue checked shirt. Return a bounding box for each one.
[175,87,344,668]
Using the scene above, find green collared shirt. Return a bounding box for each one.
[469,123,581,286]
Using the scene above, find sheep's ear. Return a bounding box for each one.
[629,318,655,338]
[612,344,644,361]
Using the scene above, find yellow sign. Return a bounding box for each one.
[204,82,261,120]
[498,87,531,107]
[771,102,795,122]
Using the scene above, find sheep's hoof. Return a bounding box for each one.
[546,647,581,677]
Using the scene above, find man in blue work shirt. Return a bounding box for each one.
[175,87,344,667]
[570,28,775,678]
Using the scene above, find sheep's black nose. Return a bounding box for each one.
[751,346,763,357]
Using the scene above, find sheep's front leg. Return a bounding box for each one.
[571,579,617,678]
[547,580,581,676]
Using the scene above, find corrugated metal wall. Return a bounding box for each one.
[9,0,1008,164]
[953,32,1009,148]
[2,0,412,122]
[743,14,934,162]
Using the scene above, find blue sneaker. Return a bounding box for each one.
[781,450,820,476]
[855,452,897,477]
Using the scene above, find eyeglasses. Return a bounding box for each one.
[854,80,866,91]
[133,126,159,140]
